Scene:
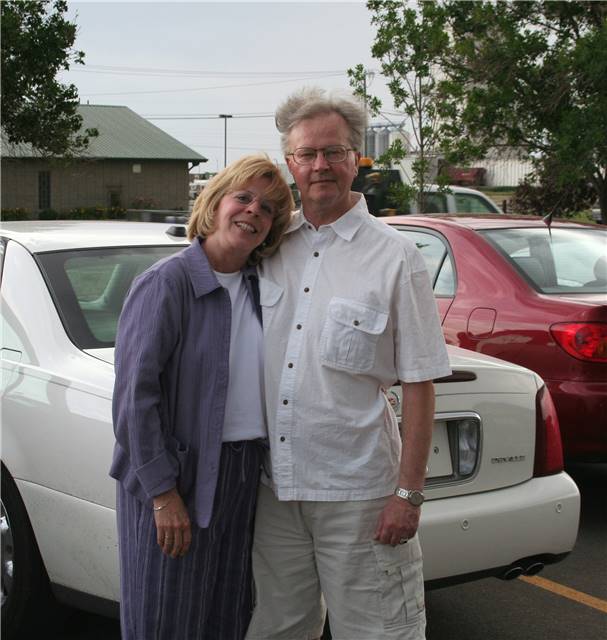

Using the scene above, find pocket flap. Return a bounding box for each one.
[259,277,284,307]
[327,298,388,335]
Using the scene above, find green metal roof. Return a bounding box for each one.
[2,105,207,162]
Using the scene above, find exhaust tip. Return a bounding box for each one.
[524,562,545,576]
[501,566,524,580]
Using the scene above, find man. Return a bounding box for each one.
[247,87,451,640]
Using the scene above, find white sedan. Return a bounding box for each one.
[0,221,580,638]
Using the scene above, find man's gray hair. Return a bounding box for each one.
[275,86,368,155]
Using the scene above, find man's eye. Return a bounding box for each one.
[297,151,315,161]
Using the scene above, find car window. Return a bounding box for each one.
[37,246,183,349]
[454,193,499,214]
[398,228,456,296]
[423,193,448,214]
[481,227,607,293]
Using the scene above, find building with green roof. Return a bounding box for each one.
[2,105,206,213]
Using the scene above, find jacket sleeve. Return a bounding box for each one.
[112,268,182,498]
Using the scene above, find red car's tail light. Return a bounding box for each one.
[550,322,607,362]
[534,385,564,476]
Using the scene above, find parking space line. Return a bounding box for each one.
[520,575,607,613]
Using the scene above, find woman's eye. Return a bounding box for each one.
[234,194,250,203]
[261,203,274,215]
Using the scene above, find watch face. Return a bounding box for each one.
[408,490,424,507]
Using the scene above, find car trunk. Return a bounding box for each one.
[389,347,542,500]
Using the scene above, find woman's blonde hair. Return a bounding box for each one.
[187,154,294,264]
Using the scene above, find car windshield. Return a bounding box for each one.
[481,227,607,294]
[37,246,183,349]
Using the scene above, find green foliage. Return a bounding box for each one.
[438,1,607,223]
[1,0,97,156]
[1,208,30,221]
[512,164,596,218]
[356,0,607,222]
[348,1,452,212]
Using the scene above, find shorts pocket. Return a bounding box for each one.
[372,538,425,630]
[320,297,388,372]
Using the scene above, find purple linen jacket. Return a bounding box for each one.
[109,237,261,528]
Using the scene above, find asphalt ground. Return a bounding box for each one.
[25,463,607,640]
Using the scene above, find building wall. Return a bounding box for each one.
[1,158,191,212]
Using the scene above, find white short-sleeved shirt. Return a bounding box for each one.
[259,194,451,501]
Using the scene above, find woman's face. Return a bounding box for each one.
[206,176,275,267]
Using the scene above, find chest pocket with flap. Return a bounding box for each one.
[320,297,389,373]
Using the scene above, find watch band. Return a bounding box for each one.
[394,487,425,507]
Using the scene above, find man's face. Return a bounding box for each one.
[285,112,360,221]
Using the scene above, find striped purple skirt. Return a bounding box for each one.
[116,440,263,640]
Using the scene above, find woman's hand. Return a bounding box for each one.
[152,488,192,558]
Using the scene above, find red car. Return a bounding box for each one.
[384,215,607,460]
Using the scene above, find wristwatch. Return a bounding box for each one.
[394,487,425,507]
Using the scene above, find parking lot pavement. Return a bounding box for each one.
[26,464,606,640]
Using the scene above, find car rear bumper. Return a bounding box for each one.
[546,378,607,460]
[420,472,580,583]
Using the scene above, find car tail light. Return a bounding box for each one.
[534,385,563,477]
[550,322,607,362]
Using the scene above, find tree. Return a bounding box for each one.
[348,1,452,213]
[356,1,607,222]
[1,0,96,157]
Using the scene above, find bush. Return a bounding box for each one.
[512,174,595,218]
[3,206,128,221]
[1,208,30,221]
[66,206,127,220]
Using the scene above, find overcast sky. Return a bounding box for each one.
[61,1,398,172]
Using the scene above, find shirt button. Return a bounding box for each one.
[304,287,310,293]
[296,324,302,330]
[353,319,360,326]
[313,251,319,257]
[280,436,286,442]
[283,399,289,405]
[288,362,294,368]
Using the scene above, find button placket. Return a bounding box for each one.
[274,235,325,485]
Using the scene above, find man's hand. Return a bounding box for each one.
[373,495,421,546]
[152,488,192,558]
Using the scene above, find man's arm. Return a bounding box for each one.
[373,380,435,545]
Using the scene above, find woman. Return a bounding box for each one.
[110,155,294,639]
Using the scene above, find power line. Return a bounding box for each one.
[73,64,355,77]
[145,113,275,120]
[78,73,346,97]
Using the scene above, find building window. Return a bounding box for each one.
[38,171,51,209]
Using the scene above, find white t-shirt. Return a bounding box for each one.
[214,270,266,442]
[259,194,451,501]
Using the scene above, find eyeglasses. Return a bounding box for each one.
[230,190,276,216]
[287,145,356,165]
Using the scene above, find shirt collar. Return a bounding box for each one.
[183,237,257,297]
[287,192,368,242]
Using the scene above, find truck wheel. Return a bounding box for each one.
[1,467,52,639]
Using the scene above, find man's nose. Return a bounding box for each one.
[311,150,330,170]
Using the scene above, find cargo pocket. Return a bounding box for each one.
[259,277,284,331]
[320,297,388,372]
[372,538,425,630]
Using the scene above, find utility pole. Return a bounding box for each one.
[218,114,232,167]
[362,69,374,157]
